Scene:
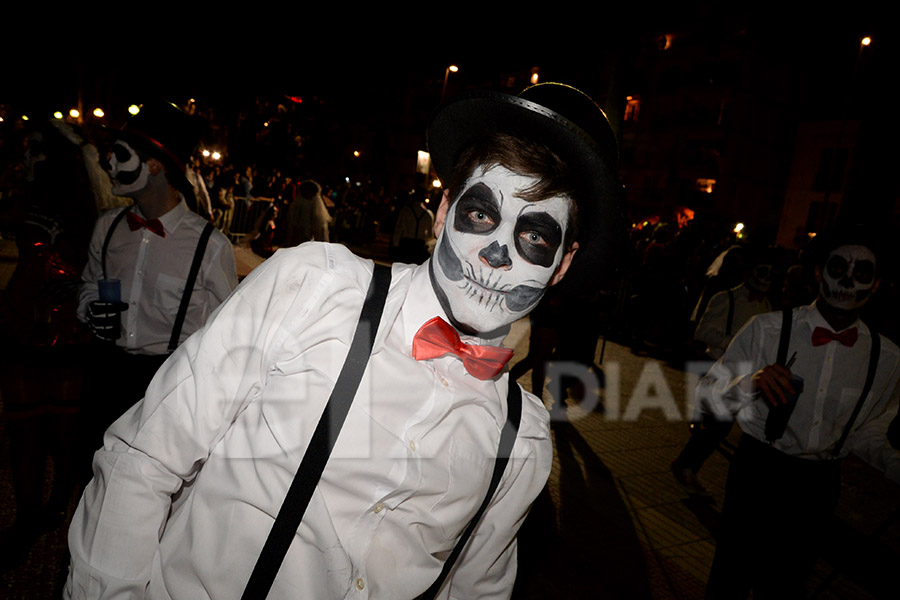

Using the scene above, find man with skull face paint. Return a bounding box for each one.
[700,226,900,598]
[66,84,626,599]
[74,101,237,455]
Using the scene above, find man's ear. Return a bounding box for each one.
[433,189,451,237]
[146,158,165,176]
[549,242,579,286]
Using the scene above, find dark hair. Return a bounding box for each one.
[445,132,580,248]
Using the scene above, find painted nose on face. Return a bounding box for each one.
[479,241,512,269]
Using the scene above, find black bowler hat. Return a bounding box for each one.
[427,82,628,284]
[112,100,200,194]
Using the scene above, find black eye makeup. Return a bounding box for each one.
[515,212,563,267]
[826,255,848,280]
[113,142,134,163]
[454,183,501,234]
[852,260,875,284]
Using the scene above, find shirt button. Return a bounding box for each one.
[408,440,417,452]
[356,578,365,590]
[439,376,449,387]
[373,502,385,513]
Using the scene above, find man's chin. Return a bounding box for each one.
[446,310,514,340]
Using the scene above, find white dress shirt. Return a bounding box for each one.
[693,282,772,359]
[700,301,900,481]
[66,242,553,599]
[78,199,238,355]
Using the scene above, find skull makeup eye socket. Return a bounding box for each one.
[112,143,133,163]
[514,213,563,267]
[852,260,875,284]
[753,265,773,281]
[826,255,848,280]
[454,194,500,235]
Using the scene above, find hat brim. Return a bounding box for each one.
[427,90,628,288]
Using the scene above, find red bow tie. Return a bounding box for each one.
[126,211,166,237]
[412,317,514,380]
[812,326,858,347]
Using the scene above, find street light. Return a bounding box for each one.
[441,65,459,103]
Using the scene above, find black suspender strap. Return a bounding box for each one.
[776,308,792,366]
[725,289,735,336]
[831,328,881,457]
[101,206,132,280]
[241,264,393,600]
[415,380,523,600]
[167,222,215,353]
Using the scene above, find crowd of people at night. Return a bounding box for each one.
[0,86,898,600]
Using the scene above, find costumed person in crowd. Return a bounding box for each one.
[671,246,775,495]
[390,185,435,264]
[186,157,213,221]
[689,243,746,325]
[76,100,238,466]
[282,178,331,247]
[700,224,900,599]
[65,82,626,599]
[0,120,97,563]
[212,167,237,236]
[247,201,279,258]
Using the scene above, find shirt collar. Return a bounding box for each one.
[399,259,511,351]
[132,196,189,234]
[806,299,864,335]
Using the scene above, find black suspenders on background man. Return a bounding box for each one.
[101,206,216,354]
[765,308,881,453]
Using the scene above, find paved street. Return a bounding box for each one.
[2,238,899,599]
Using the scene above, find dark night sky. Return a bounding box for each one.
[3,5,896,135]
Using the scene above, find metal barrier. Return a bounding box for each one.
[217,196,274,244]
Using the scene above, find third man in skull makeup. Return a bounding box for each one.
[700,225,900,599]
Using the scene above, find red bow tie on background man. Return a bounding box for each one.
[126,211,166,237]
[812,326,858,347]
[412,317,514,380]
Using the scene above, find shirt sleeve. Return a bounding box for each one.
[696,313,767,419]
[844,342,900,485]
[443,394,553,599]
[77,210,115,322]
[693,290,730,359]
[65,247,328,599]
[201,229,238,312]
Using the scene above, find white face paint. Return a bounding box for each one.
[819,244,877,310]
[105,140,150,196]
[430,165,572,335]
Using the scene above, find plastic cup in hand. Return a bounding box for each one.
[98,279,121,303]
